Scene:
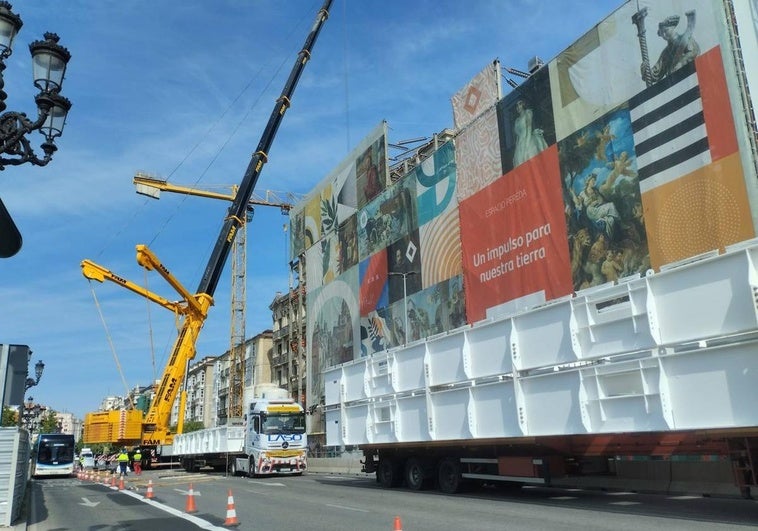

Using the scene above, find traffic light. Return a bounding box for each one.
[0,197,22,258]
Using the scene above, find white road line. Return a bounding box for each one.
[174,488,202,496]
[120,488,227,530]
[668,495,702,500]
[605,491,636,496]
[609,501,641,506]
[246,481,285,486]
[549,496,578,500]
[325,503,370,513]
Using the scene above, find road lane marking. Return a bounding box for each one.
[609,501,641,506]
[246,481,285,486]
[120,489,226,530]
[325,503,370,513]
[549,496,578,500]
[174,488,202,496]
[79,497,100,507]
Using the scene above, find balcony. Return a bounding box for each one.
[273,324,290,340]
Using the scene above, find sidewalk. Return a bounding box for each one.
[307,455,366,475]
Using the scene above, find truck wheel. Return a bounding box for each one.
[228,460,238,476]
[404,457,429,491]
[437,458,462,494]
[377,457,402,488]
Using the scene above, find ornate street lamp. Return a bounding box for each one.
[25,359,44,391]
[18,360,43,428]
[0,1,72,169]
[0,2,71,258]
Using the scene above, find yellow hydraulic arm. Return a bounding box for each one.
[82,244,211,446]
[133,172,297,423]
[81,0,331,450]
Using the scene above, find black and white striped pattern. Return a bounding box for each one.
[629,61,710,192]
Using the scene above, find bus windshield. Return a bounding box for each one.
[33,434,75,478]
[262,412,306,434]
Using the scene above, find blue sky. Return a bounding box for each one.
[0,0,620,418]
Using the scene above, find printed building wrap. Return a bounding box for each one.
[290,0,758,419]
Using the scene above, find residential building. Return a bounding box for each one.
[184,355,217,428]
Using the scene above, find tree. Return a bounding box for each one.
[1,406,18,427]
[169,420,204,434]
[39,410,60,433]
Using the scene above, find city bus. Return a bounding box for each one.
[31,433,75,478]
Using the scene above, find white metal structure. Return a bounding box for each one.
[325,239,758,446]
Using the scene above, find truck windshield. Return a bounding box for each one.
[262,413,306,434]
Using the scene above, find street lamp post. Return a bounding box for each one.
[389,271,417,346]
[0,2,72,258]
[18,358,44,427]
[25,358,44,391]
[0,2,72,169]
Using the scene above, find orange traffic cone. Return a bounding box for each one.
[145,479,154,499]
[223,489,239,527]
[393,516,403,531]
[110,473,116,488]
[118,474,125,491]
[185,484,198,513]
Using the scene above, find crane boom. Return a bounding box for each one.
[80,0,332,450]
[198,0,331,297]
[131,173,296,423]
[134,172,298,213]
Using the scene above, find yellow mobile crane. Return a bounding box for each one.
[132,173,297,423]
[80,0,331,459]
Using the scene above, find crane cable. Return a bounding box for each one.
[86,280,135,409]
[143,267,158,383]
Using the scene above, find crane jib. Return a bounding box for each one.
[198,0,332,298]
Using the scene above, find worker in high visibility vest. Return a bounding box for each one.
[132,448,142,475]
[117,448,129,476]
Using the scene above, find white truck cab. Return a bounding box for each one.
[79,448,95,469]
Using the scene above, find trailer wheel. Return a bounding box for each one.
[228,459,238,476]
[377,457,402,488]
[437,457,462,494]
[404,457,430,491]
[182,458,196,473]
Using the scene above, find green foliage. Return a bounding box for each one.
[38,410,60,433]
[1,406,18,427]
[170,420,204,434]
[183,420,204,433]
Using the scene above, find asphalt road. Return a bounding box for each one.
[25,469,758,530]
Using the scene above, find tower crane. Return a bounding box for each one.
[133,172,298,424]
[79,0,330,458]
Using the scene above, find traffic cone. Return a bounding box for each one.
[118,474,125,491]
[185,484,198,513]
[223,489,239,527]
[145,479,154,499]
[393,516,403,531]
[110,473,116,488]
